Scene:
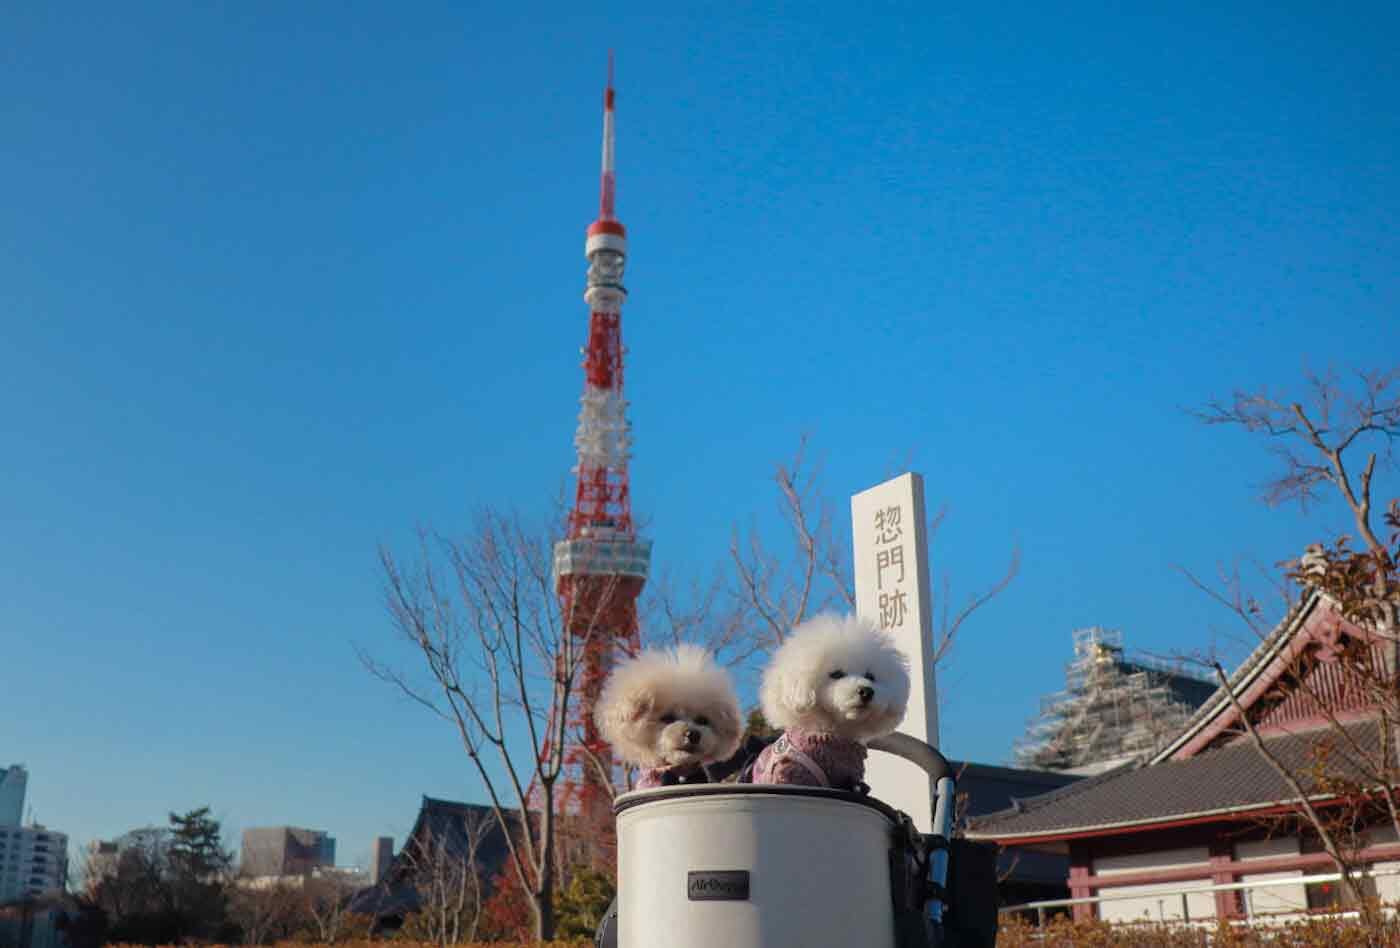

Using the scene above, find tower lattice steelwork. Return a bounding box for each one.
[550,57,651,855]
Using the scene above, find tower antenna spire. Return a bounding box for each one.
[599,51,617,221]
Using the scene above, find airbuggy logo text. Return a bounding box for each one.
[687,870,750,901]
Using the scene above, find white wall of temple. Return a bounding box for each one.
[1365,825,1400,904]
[1082,828,1400,924]
[1095,879,1217,923]
[1094,845,1215,923]
[1235,835,1308,918]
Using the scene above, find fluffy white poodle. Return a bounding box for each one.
[596,644,743,789]
[753,613,911,790]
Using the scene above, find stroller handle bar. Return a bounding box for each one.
[867,732,953,785]
[868,731,955,930]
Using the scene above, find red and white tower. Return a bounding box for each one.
[552,57,651,848]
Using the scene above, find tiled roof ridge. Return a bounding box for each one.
[968,718,1383,841]
[969,758,1138,829]
[954,759,1085,782]
[1147,589,1322,764]
[421,795,523,814]
[421,794,475,808]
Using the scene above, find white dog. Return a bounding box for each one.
[596,644,743,790]
[752,614,911,790]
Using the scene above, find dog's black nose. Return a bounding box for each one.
[857,686,874,704]
[684,728,700,747]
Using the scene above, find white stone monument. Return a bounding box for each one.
[851,472,938,831]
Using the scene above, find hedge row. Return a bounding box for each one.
[997,914,1400,947]
[104,943,592,948]
[109,920,1400,947]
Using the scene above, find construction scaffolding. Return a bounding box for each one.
[1013,627,1216,775]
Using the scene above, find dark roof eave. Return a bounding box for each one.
[965,793,1345,845]
[967,759,1138,827]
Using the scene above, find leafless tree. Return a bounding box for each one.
[1210,655,1374,912]
[1195,367,1399,640]
[1178,569,1400,829]
[1192,368,1399,749]
[400,812,489,947]
[730,435,1019,665]
[301,872,360,944]
[79,836,166,932]
[227,880,299,946]
[1183,367,1400,920]
[361,510,625,941]
[640,567,753,665]
[730,437,857,650]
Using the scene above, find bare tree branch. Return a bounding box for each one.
[731,436,1016,673]
[1205,659,1370,911]
[359,512,630,941]
[400,812,488,947]
[730,435,854,651]
[931,547,1020,667]
[1185,366,1400,924]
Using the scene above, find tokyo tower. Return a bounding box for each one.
[550,56,652,850]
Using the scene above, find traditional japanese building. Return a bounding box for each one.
[348,796,521,924]
[950,760,1083,906]
[968,589,1400,923]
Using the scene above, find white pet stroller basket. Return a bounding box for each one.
[599,733,995,948]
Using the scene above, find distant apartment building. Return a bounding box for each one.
[0,825,68,902]
[0,766,26,827]
[0,765,68,903]
[240,827,336,878]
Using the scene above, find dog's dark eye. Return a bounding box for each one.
[829,670,845,680]
[659,712,677,724]
[695,715,710,727]
[866,671,876,682]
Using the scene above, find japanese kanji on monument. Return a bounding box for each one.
[852,472,938,832]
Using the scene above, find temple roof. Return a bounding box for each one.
[1150,590,1381,763]
[348,796,517,917]
[969,589,1389,843]
[966,718,1380,843]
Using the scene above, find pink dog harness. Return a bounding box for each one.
[634,768,667,790]
[751,730,868,790]
[634,765,707,789]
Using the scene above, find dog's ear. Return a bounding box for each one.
[760,664,815,727]
[712,703,743,760]
[625,688,655,724]
[783,672,817,715]
[714,701,742,742]
[597,680,654,743]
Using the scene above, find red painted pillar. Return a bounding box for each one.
[1069,843,1095,921]
[1209,837,1239,919]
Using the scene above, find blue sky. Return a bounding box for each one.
[3,3,1398,871]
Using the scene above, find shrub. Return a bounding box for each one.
[553,868,615,941]
[996,914,1400,947]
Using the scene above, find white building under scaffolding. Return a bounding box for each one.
[1013,627,1215,775]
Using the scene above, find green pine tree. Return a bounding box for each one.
[165,806,232,938]
[554,867,616,940]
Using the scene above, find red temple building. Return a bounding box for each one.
[969,588,1400,923]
